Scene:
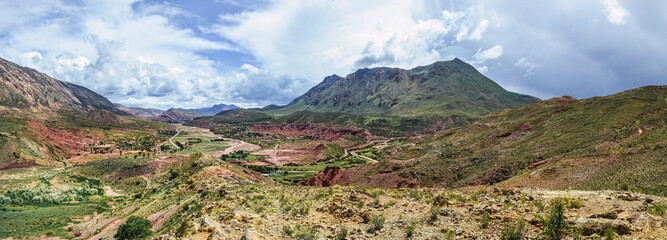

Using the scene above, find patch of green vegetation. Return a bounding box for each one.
[73,157,150,178]
[115,216,153,240]
[498,220,526,240]
[0,203,105,238]
[220,150,263,161]
[323,143,345,160]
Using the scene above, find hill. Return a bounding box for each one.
[114,104,164,118]
[150,108,201,122]
[187,108,274,128]
[0,58,169,169]
[0,57,127,115]
[268,59,540,122]
[177,103,239,116]
[311,86,667,196]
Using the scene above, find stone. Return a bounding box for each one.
[201,217,223,232]
[209,227,233,240]
[241,229,266,240]
[575,218,631,236]
[588,210,623,220]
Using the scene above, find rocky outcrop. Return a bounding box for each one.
[299,166,347,187]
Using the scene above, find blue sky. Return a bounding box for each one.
[0,0,664,109]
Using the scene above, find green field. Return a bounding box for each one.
[0,203,107,238]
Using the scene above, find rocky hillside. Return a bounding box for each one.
[0,57,127,115]
[156,183,667,239]
[318,86,667,196]
[151,108,202,122]
[269,59,540,121]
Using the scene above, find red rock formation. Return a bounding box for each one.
[299,166,346,187]
[251,124,371,140]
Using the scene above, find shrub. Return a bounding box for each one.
[538,198,570,239]
[357,200,365,209]
[480,213,490,229]
[335,227,348,240]
[604,224,615,240]
[115,216,152,240]
[428,206,439,223]
[283,225,294,237]
[405,222,416,239]
[648,201,666,217]
[367,214,385,233]
[498,220,526,240]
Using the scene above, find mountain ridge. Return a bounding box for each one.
[0,57,128,115]
[266,59,540,121]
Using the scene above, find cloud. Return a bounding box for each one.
[468,19,489,41]
[514,57,538,77]
[602,0,630,25]
[0,0,292,109]
[1,0,665,108]
[473,45,503,63]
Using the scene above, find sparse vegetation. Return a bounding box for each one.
[538,198,571,239]
[498,220,526,240]
[367,214,386,233]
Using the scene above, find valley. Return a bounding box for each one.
[0,57,665,239]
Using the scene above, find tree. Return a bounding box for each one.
[114,216,152,240]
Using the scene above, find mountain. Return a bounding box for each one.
[177,103,239,116]
[0,58,168,170]
[269,59,540,120]
[114,104,164,118]
[186,108,274,128]
[0,57,127,115]
[150,108,201,122]
[322,86,667,195]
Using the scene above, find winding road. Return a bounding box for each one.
[168,129,181,150]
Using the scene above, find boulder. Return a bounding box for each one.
[575,218,631,236]
[240,229,266,240]
[201,217,223,232]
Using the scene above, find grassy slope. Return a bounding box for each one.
[352,86,666,195]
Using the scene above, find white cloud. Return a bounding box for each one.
[473,45,503,63]
[602,0,629,25]
[241,64,260,74]
[468,19,489,41]
[514,57,539,77]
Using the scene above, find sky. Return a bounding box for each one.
[0,0,665,109]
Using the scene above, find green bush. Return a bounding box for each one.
[498,220,526,240]
[405,222,416,239]
[335,227,348,240]
[367,214,386,233]
[480,213,490,229]
[114,216,152,240]
[538,198,571,239]
[648,201,666,217]
[604,224,615,240]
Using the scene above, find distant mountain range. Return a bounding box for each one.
[114,104,164,118]
[177,103,239,116]
[145,104,240,122]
